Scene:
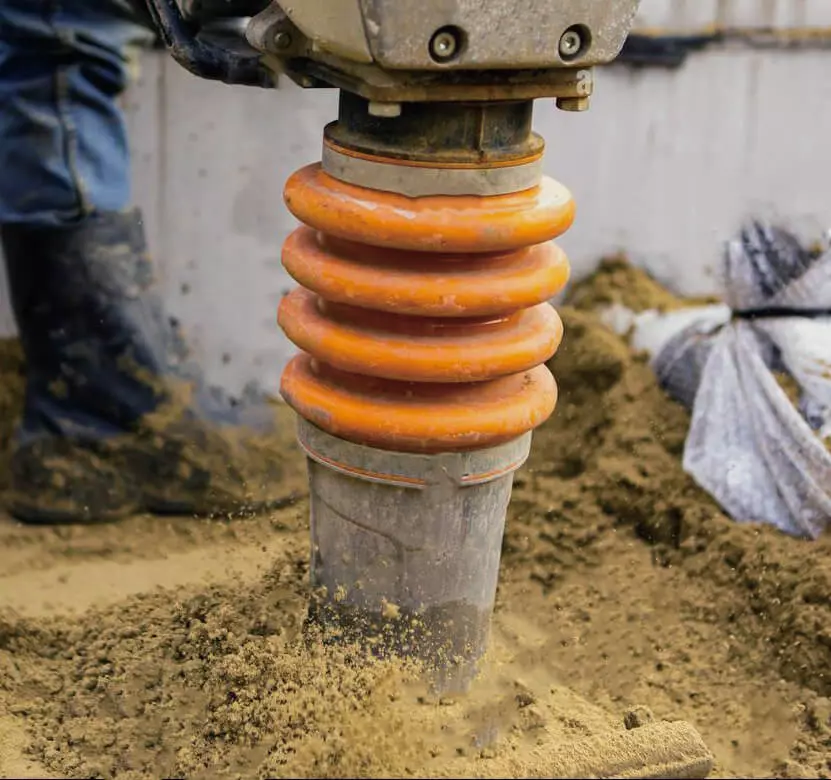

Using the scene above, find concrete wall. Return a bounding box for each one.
[635,0,831,28]
[1,0,830,397]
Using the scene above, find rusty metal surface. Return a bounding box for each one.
[282,53,594,102]
[321,95,546,195]
[326,93,544,163]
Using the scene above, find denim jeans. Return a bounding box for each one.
[0,0,153,225]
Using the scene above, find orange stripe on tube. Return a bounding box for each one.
[282,227,571,318]
[278,288,563,383]
[281,355,558,454]
[284,164,575,254]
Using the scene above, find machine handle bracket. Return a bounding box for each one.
[144,0,276,87]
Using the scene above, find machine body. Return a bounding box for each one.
[146,0,642,687]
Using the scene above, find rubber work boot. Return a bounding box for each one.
[1,209,290,523]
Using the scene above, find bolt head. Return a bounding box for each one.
[273,30,292,50]
[368,101,402,118]
[559,29,582,58]
[430,30,459,61]
[556,96,591,112]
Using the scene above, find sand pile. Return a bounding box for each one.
[0,548,649,780]
[538,266,831,699]
[566,257,719,313]
[0,261,830,779]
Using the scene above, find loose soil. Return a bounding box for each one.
[1,263,830,779]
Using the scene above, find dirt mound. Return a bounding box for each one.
[1,262,830,779]
[566,257,719,313]
[1,549,647,780]
[536,283,831,700]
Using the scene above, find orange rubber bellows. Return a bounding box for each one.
[278,161,574,454]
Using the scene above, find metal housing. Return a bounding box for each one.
[274,0,641,69]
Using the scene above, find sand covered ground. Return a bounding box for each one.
[1,262,829,779]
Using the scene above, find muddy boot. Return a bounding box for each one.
[1,209,288,524]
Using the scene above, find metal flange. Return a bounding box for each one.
[321,139,543,197]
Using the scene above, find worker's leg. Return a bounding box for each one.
[0,0,149,225]
[0,1,285,523]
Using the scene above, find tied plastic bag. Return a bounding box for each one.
[639,222,831,539]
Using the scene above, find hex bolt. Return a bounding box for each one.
[559,29,583,59]
[368,101,402,118]
[430,28,460,62]
[273,30,292,50]
[557,96,591,112]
